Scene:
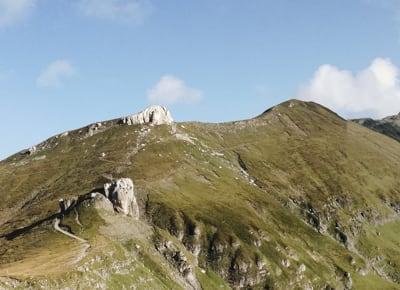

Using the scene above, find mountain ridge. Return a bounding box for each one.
[1,99,400,289]
[5,99,345,161]
[353,112,400,143]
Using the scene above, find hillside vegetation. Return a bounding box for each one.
[1,100,400,289]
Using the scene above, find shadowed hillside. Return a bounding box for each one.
[353,113,400,142]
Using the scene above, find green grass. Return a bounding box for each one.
[1,100,400,288]
[196,268,231,290]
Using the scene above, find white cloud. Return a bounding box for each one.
[36,60,76,88]
[0,0,35,28]
[78,0,152,24]
[298,58,400,118]
[147,75,203,105]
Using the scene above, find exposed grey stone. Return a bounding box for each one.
[121,105,173,126]
[104,178,139,219]
[87,122,102,137]
[344,272,352,289]
[298,263,306,273]
[156,240,200,289]
[90,192,114,212]
[20,146,37,156]
[281,259,291,268]
[58,197,77,213]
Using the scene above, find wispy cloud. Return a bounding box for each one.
[0,0,35,28]
[36,60,76,88]
[147,75,203,105]
[78,0,152,24]
[298,58,400,118]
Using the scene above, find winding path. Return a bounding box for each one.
[53,218,87,243]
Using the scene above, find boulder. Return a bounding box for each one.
[90,192,114,212]
[87,122,102,137]
[121,105,173,126]
[104,178,139,219]
[20,146,37,156]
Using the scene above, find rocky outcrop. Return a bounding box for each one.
[86,122,103,137]
[20,146,37,156]
[58,198,77,213]
[156,239,200,290]
[147,203,271,289]
[57,179,139,219]
[90,192,114,212]
[104,178,139,219]
[344,272,353,290]
[121,105,173,126]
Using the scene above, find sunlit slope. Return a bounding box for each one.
[1,100,400,289]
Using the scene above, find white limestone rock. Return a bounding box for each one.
[121,105,173,126]
[298,264,306,273]
[20,146,37,156]
[104,178,139,219]
[281,259,291,268]
[87,122,102,137]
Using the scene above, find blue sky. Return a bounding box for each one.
[1,0,400,159]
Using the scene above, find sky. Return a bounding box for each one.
[1,0,400,159]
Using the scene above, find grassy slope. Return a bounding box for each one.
[0,100,400,288]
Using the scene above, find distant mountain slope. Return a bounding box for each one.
[1,100,400,289]
[353,113,400,142]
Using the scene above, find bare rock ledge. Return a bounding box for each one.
[121,105,173,126]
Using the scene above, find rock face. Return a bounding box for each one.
[156,240,200,290]
[121,105,173,126]
[104,178,139,219]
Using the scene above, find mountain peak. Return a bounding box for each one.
[121,105,174,126]
[2,99,400,289]
[258,99,345,121]
[383,112,400,122]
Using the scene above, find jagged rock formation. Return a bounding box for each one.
[86,122,103,137]
[121,105,173,126]
[353,112,400,142]
[104,178,139,219]
[155,239,200,289]
[58,198,77,213]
